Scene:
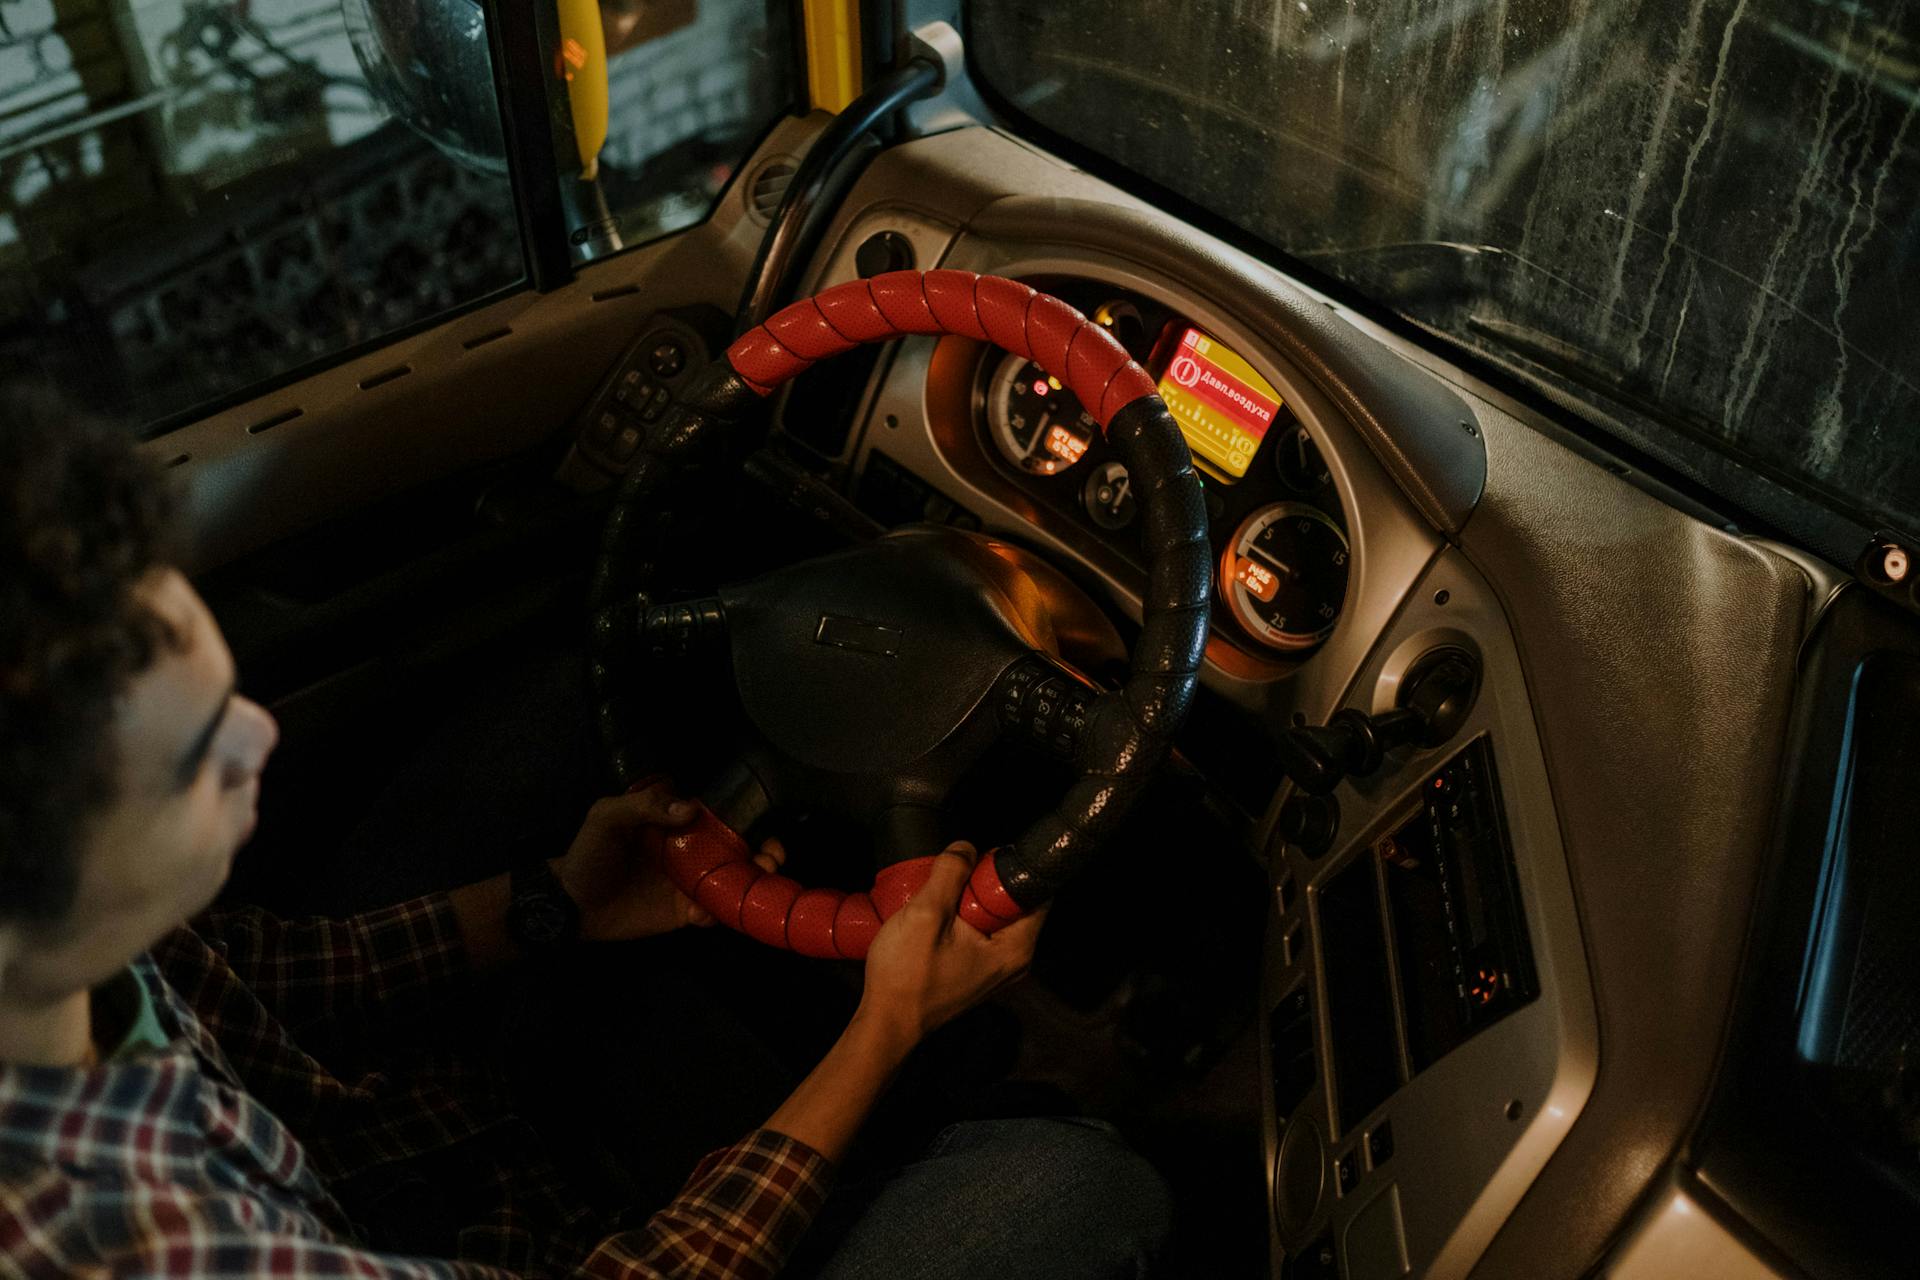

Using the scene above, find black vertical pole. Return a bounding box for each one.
[481,0,574,292]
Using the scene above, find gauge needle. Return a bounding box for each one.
[1248,545,1297,579]
[1034,411,1053,456]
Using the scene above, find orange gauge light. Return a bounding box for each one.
[1234,555,1279,602]
[1045,424,1090,466]
[1468,967,1504,1006]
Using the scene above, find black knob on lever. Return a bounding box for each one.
[1399,649,1479,746]
[1276,649,1480,797]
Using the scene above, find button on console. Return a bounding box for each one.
[647,339,686,378]
[1335,1149,1359,1196]
[1366,1121,1394,1168]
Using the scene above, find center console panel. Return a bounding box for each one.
[1263,550,1596,1279]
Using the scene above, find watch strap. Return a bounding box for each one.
[506,859,582,952]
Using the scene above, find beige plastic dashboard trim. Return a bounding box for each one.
[1607,1181,1786,1280]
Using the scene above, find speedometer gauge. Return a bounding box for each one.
[1219,503,1349,651]
[985,353,1096,475]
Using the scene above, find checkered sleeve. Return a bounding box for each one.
[3,1134,829,1279]
[577,1129,834,1280]
[0,1161,474,1279]
[189,895,470,1049]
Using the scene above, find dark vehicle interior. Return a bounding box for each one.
[5,0,1918,1276]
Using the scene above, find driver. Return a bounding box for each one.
[0,404,1173,1277]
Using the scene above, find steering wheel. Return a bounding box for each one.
[589,271,1210,959]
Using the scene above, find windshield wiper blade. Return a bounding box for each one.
[1463,312,1634,396]
[1298,240,1502,308]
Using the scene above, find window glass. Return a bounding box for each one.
[0,0,522,435]
[546,0,799,263]
[969,1,1920,538]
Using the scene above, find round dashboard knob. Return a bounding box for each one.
[1083,461,1137,530]
[1399,648,1480,747]
[1274,1116,1327,1238]
[1278,793,1339,858]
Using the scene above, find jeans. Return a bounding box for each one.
[789,1116,1174,1280]
[489,932,1177,1278]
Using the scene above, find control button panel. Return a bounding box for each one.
[558,314,710,488]
[1381,735,1538,1073]
[993,655,1098,759]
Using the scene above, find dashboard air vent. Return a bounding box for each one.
[746,156,798,225]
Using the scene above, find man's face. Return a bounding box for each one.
[5,570,278,1001]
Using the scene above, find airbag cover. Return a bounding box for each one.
[718,526,1041,774]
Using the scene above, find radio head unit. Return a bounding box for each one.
[1380,735,1539,1074]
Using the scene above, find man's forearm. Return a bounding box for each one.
[763,1009,918,1163]
[445,871,517,974]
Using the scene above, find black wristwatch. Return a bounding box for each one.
[505,860,581,954]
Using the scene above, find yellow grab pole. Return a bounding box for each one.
[555,0,610,179]
[801,0,863,113]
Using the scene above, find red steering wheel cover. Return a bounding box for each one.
[652,808,1021,960]
[727,270,1161,428]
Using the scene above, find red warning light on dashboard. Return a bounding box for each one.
[1234,556,1279,602]
[1045,424,1088,465]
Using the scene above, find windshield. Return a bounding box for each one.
[968,0,1920,541]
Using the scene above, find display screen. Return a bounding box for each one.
[1155,327,1285,480]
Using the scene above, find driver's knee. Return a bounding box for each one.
[808,1116,1173,1280]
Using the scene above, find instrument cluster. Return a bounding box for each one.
[971,281,1350,657]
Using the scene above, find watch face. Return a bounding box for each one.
[517,897,570,945]
[510,861,580,950]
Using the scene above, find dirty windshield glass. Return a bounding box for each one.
[969,0,1920,538]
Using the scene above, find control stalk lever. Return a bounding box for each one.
[1277,649,1480,797]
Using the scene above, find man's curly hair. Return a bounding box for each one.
[1,393,180,926]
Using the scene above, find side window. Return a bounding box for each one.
[0,0,523,435]
[544,0,800,263]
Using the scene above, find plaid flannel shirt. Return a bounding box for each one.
[0,895,832,1278]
